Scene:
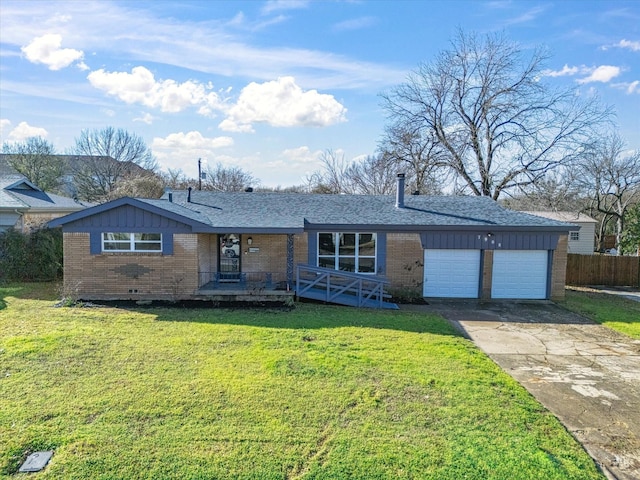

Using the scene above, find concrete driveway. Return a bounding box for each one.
[407,301,640,480]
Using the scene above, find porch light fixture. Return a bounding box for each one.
[247,237,253,245]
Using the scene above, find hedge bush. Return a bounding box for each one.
[0,227,62,281]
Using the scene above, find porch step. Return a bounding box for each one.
[296,286,399,310]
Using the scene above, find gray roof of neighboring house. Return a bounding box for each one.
[521,211,597,224]
[48,189,576,233]
[0,174,90,211]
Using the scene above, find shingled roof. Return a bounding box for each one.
[49,189,575,234]
[0,175,90,211]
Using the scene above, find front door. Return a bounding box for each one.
[219,234,241,281]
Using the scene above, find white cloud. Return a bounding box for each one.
[333,17,377,32]
[607,39,640,52]
[617,39,640,51]
[0,119,11,138]
[133,113,155,124]
[219,76,347,133]
[152,131,234,150]
[4,121,49,141]
[261,0,309,15]
[543,64,580,77]
[281,146,323,164]
[21,34,84,70]
[612,80,640,95]
[88,66,220,113]
[151,131,235,175]
[577,65,622,84]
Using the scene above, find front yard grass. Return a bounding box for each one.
[562,288,640,339]
[1,283,603,479]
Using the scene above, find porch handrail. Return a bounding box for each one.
[295,264,390,308]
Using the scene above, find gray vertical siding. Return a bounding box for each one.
[420,231,559,250]
[62,204,193,233]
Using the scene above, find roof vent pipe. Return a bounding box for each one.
[395,173,406,208]
[187,187,192,203]
[168,192,173,202]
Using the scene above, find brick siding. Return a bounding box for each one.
[550,234,568,300]
[62,232,198,300]
[385,233,424,291]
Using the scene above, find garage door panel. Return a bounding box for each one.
[423,249,480,298]
[492,250,548,299]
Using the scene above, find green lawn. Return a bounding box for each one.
[562,288,640,339]
[1,283,602,480]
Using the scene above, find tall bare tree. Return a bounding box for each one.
[382,30,610,200]
[1,137,64,191]
[71,127,158,201]
[573,133,640,254]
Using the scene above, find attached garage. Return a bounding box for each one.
[491,250,549,299]
[423,249,480,298]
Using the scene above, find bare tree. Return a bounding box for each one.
[346,154,398,195]
[573,133,640,254]
[382,30,611,200]
[1,137,64,191]
[306,150,355,194]
[202,163,259,192]
[501,171,588,212]
[307,150,409,195]
[160,168,191,190]
[380,124,446,195]
[107,172,166,200]
[71,127,158,201]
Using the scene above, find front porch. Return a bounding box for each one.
[196,271,294,303]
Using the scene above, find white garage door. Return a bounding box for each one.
[423,249,480,298]
[492,250,548,299]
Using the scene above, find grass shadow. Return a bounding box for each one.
[118,300,459,336]
[0,282,60,310]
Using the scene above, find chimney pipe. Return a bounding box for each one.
[187,187,192,203]
[395,173,405,208]
[168,192,173,202]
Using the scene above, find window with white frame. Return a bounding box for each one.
[317,233,376,273]
[102,233,162,252]
[569,231,580,241]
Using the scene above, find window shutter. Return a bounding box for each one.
[90,232,102,255]
[162,233,173,255]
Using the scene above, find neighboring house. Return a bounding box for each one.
[49,175,576,305]
[0,154,146,198]
[0,175,90,233]
[522,212,597,255]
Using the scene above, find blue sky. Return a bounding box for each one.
[1,0,638,188]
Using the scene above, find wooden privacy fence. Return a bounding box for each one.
[566,254,640,287]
